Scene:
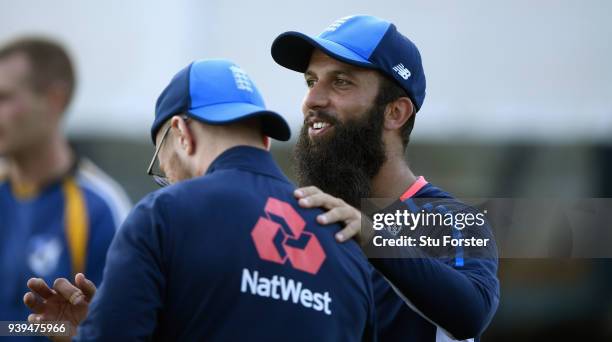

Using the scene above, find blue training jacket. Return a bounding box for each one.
[0,158,131,342]
[76,146,376,341]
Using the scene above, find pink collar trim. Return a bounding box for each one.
[399,176,428,201]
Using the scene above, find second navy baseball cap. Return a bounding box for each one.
[271,15,426,112]
[151,59,291,143]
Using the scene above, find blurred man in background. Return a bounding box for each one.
[0,37,131,340]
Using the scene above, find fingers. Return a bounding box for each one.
[294,186,367,244]
[27,278,56,299]
[294,186,322,198]
[298,193,345,210]
[75,273,96,302]
[317,206,358,225]
[294,187,363,243]
[339,220,362,244]
[28,313,42,323]
[53,278,85,306]
[23,292,45,314]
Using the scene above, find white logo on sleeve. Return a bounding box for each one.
[393,63,411,80]
[323,16,354,33]
[229,66,253,92]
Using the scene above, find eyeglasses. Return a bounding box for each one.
[146,124,172,187]
[146,115,189,187]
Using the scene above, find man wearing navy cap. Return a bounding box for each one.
[271,15,500,341]
[23,59,376,341]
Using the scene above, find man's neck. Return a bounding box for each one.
[370,154,417,199]
[194,140,265,178]
[8,134,74,190]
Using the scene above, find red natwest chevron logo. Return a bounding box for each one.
[251,197,326,274]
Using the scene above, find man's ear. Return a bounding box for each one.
[171,116,196,155]
[45,81,70,117]
[383,97,414,131]
[263,136,271,150]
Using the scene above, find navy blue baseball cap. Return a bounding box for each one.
[271,15,426,112]
[151,59,291,143]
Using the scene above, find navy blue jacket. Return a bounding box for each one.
[370,179,500,341]
[76,146,375,341]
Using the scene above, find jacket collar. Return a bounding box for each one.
[204,145,290,184]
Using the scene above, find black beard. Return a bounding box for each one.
[293,104,386,208]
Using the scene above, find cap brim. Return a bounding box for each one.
[271,31,374,72]
[188,102,291,141]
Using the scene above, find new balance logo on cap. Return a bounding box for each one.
[393,63,411,80]
[229,65,253,92]
[323,15,354,33]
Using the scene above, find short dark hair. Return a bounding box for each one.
[375,74,416,149]
[0,37,76,109]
